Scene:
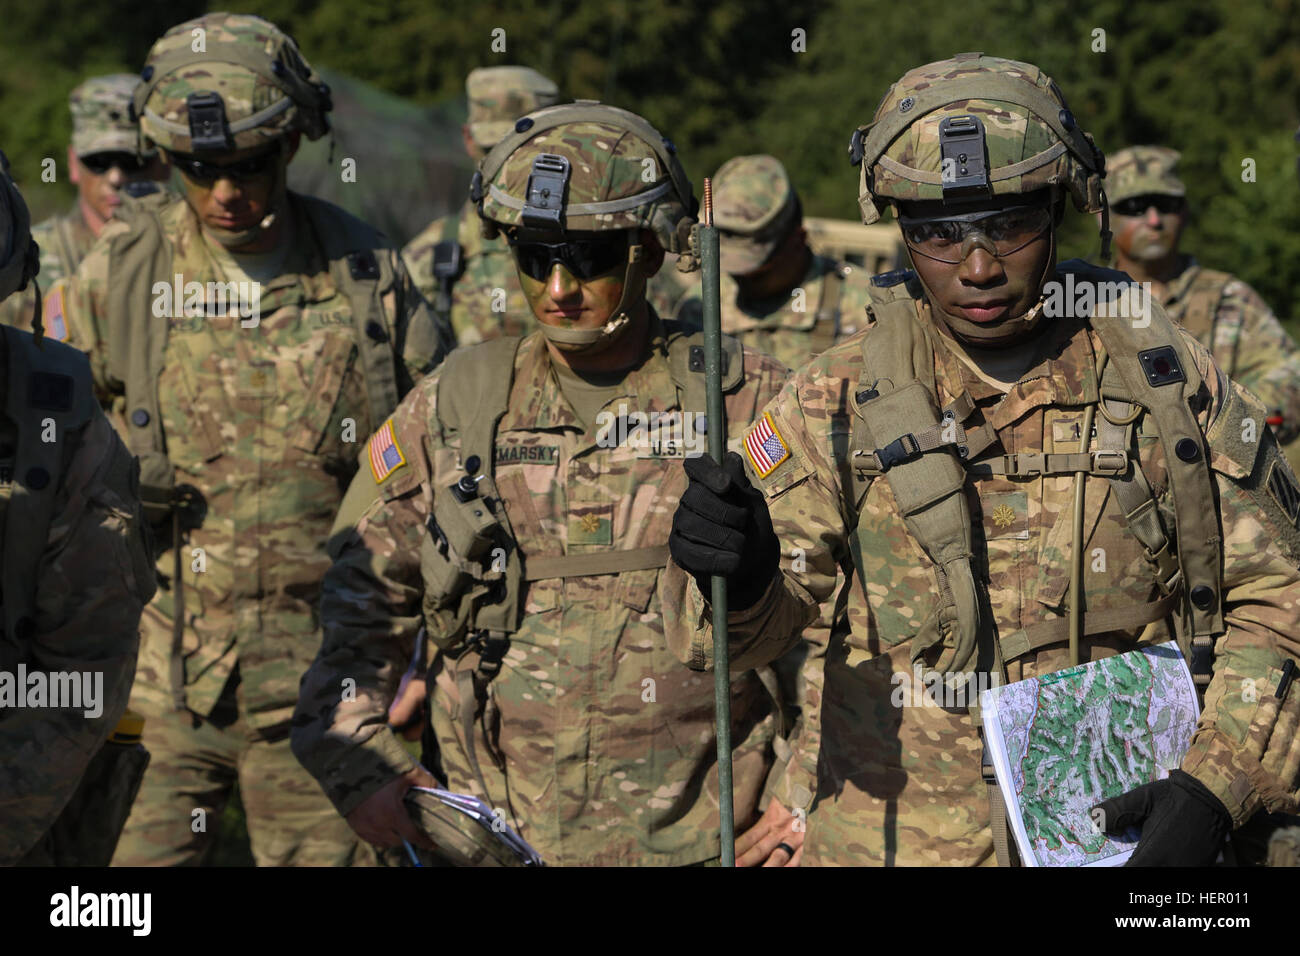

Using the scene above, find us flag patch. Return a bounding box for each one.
[368,418,406,483]
[745,412,790,478]
[44,282,67,342]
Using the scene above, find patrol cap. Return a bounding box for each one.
[712,154,800,275]
[70,74,150,159]
[1105,145,1186,205]
[466,66,560,151]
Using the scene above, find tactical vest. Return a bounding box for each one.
[846,261,1229,687]
[1165,266,1240,375]
[106,189,409,709]
[417,321,746,801]
[0,326,97,653]
[46,214,85,284]
[108,189,406,493]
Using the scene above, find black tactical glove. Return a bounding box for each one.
[670,451,780,612]
[1093,769,1232,866]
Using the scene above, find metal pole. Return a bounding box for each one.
[700,177,734,866]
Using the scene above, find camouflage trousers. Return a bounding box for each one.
[111,673,375,867]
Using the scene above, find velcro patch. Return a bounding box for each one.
[495,443,559,465]
[745,412,790,478]
[1266,459,1300,526]
[369,418,407,483]
[568,506,612,545]
[981,491,1029,540]
[29,371,74,412]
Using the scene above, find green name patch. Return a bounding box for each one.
[495,444,560,465]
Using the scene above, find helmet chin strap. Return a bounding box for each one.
[538,241,647,355]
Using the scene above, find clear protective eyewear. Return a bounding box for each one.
[898,204,1053,264]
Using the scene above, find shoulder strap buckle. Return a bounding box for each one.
[1091,450,1128,475]
[875,433,921,472]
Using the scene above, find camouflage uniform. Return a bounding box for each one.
[667,155,876,371]
[0,151,154,865]
[666,155,871,812]
[403,67,559,347]
[0,74,155,335]
[293,106,792,865]
[667,55,1300,865]
[59,14,445,866]
[1108,146,1300,455]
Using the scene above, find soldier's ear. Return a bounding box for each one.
[68,146,81,186]
[639,228,665,278]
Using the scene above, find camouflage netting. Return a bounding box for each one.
[288,66,471,246]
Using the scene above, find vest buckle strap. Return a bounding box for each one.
[874,433,921,472]
[1091,449,1128,475]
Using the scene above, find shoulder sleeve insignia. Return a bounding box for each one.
[368,418,407,483]
[745,411,791,478]
[43,281,67,342]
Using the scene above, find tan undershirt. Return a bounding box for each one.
[551,359,633,431]
[202,216,295,285]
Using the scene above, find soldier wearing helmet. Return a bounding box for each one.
[291,101,796,865]
[1106,145,1300,467]
[0,73,170,336]
[403,66,561,348]
[56,12,449,866]
[0,150,155,865]
[668,54,1300,866]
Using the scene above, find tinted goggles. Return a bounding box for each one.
[169,145,281,185]
[898,205,1052,263]
[1111,195,1185,217]
[510,236,628,281]
[80,151,150,175]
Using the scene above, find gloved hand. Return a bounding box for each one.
[1093,769,1231,866]
[670,451,780,611]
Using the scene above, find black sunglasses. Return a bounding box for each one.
[510,236,628,281]
[1112,195,1185,217]
[168,145,281,185]
[80,151,150,175]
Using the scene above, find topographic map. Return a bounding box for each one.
[980,643,1199,867]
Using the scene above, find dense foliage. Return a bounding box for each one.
[2,0,1297,323]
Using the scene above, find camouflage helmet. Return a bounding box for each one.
[473,101,697,264]
[851,53,1106,229]
[131,12,331,155]
[0,150,39,305]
